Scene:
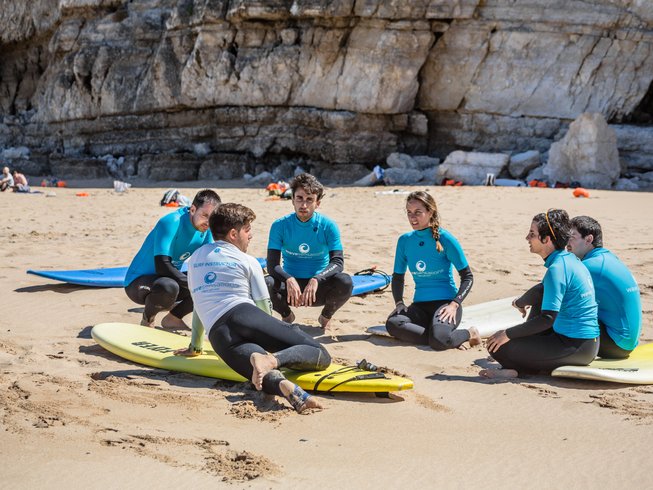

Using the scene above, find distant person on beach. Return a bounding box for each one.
[567,215,641,358]
[175,203,330,413]
[385,191,480,350]
[124,189,220,328]
[265,173,352,334]
[481,209,599,379]
[11,170,30,193]
[0,167,14,191]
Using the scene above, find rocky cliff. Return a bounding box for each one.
[1,0,653,180]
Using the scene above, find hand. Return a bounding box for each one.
[486,330,510,353]
[286,277,302,308]
[437,301,459,324]
[389,301,408,318]
[301,278,319,307]
[174,346,201,357]
[512,298,528,318]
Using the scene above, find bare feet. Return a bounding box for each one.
[468,327,482,347]
[140,313,154,327]
[250,352,278,390]
[279,380,323,413]
[282,311,295,324]
[479,368,519,379]
[161,313,189,329]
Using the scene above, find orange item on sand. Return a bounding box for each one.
[573,187,590,198]
[57,181,67,187]
[164,202,180,207]
[76,192,89,197]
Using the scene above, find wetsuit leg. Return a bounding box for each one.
[429,301,467,351]
[265,275,293,318]
[125,275,182,322]
[169,285,193,319]
[598,322,632,359]
[385,302,436,345]
[208,303,331,396]
[491,332,599,373]
[308,273,353,319]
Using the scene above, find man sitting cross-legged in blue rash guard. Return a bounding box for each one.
[174,203,330,413]
[567,215,642,359]
[481,209,599,379]
[385,191,481,350]
[265,173,353,334]
[124,189,220,329]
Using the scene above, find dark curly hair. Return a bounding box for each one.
[210,203,256,240]
[532,209,571,250]
[570,216,603,248]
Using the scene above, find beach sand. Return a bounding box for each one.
[1,181,651,488]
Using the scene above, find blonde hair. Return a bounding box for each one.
[406,191,443,253]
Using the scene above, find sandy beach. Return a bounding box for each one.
[1,181,651,488]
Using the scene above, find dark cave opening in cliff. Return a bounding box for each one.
[623,80,653,125]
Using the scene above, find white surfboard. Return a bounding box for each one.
[367,297,523,339]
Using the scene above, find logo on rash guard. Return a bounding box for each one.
[299,243,310,254]
[204,272,217,284]
[416,260,426,272]
[179,252,191,261]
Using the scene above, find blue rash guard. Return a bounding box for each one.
[393,228,468,302]
[124,207,213,286]
[582,247,641,350]
[267,212,343,279]
[541,249,599,339]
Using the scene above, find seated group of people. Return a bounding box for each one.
[123,173,642,411]
[0,166,29,192]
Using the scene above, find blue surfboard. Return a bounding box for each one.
[27,258,268,288]
[27,261,390,295]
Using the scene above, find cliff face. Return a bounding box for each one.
[1,0,653,180]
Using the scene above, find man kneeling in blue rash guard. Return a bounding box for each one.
[124,189,220,329]
[176,203,330,413]
[568,216,642,359]
[481,209,599,379]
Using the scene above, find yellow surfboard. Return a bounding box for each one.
[92,323,413,393]
[552,342,653,384]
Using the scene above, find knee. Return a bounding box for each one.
[157,277,180,297]
[429,325,453,351]
[317,346,332,370]
[385,315,404,336]
[332,273,353,295]
[264,274,275,290]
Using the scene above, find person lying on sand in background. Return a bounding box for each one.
[265,173,352,335]
[568,215,642,359]
[481,209,599,379]
[175,203,329,413]
[385,190,480,350]
[124,189,220,329]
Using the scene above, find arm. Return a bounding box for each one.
[154,255,188,289]
[174,311,204,356]
[267,248,292,282]
[250,255,273,316]
[452,266,473,305]
[314,250,344,283]
[389,273,408,316]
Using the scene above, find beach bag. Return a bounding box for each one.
[160,189,180,206]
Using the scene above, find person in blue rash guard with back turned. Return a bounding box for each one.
[124,189,220,329]
[481,209,599,379]
[567,215,642,359]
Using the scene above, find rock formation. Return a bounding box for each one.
[1,1,653,181]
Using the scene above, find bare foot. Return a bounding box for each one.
[468,327,482,347]
[161,313,189,329]
[318,314,330,329]
[250,352,278,390]
[479,368,519,379]
[279,380,323,413]
[282,311,295,324]
[140,313,154,327]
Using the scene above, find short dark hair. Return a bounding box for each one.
[570,216,603,248]
[532,209,571,250]
[209,203,256,240]
[290,173,324,200]
[192,189,221,208]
